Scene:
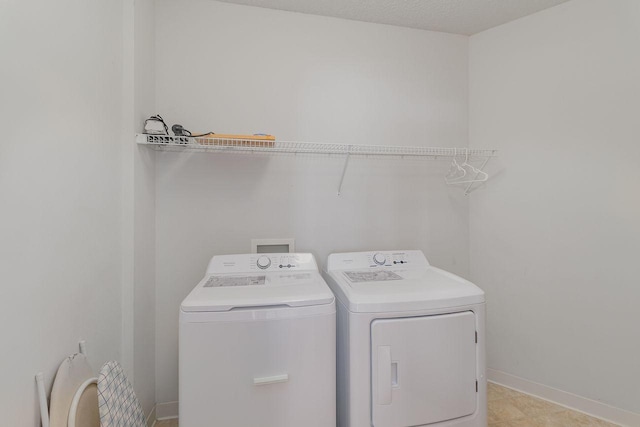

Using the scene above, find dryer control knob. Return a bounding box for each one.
[256,256,271,269]
[373,253,386,265]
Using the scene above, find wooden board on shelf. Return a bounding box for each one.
[195,133,275,148]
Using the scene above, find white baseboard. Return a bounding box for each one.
[488,369,640,427]
[156,401,179,420]
[146,405,156,427]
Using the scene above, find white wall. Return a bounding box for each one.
[133,0,157,416]
[469,0,640,415]
[122,0,158,416]
[0,0,125,425]
[154,0,470,405]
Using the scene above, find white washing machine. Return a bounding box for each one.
[323,250,486,427]
[180,253,336,427]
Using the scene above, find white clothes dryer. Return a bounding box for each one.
[323,250,486,427]
[180,253,336,427]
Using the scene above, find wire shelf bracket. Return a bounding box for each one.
[136,134,497,195]
[337,150,351,196]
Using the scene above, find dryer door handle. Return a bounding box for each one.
[377,346,392,405]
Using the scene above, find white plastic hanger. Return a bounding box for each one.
[461,148,489,183]
[445,148,467,184]
[446,148,488,185]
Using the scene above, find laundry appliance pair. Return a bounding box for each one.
[179,250,486,427]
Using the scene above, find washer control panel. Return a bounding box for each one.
[207,253,318,274]
[255,254,300,270]
[326,250,429,271]
[256,256,271,269]
[372,253,386,265]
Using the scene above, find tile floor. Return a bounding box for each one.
[487,383,618,427]
[155,383,620,427]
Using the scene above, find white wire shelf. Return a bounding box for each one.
[136,134,497,158]
[136,134,496,195]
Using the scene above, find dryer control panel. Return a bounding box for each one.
[326,250,430,271]
[207,253,319,274]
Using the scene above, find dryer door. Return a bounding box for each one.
[371,311,477,427]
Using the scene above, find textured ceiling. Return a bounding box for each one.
[214,0,571,35]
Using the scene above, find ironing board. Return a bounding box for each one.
[48,353,99,427]
[97,360,146,427]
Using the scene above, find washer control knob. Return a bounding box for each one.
[256,256,271,269]
[373,253,386,265]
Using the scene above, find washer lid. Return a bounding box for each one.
[325,251,484,313]
[181,270,335,312]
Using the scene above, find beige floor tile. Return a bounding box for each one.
[508,394,565,417]
[488,382,521,401]
[155,419,178,427]
[487,383,620,427]
[493,416,558,427]
[545,410,619,427]
[488,397,528,422]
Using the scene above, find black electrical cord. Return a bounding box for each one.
[171,124,216,138]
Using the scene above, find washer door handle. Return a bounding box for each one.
[377,346,392,405]
[253,374,289,386]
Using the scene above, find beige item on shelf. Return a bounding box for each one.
[49,353,100,427]
[195,133,275,148]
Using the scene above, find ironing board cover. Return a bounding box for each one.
[98,361,146,427]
